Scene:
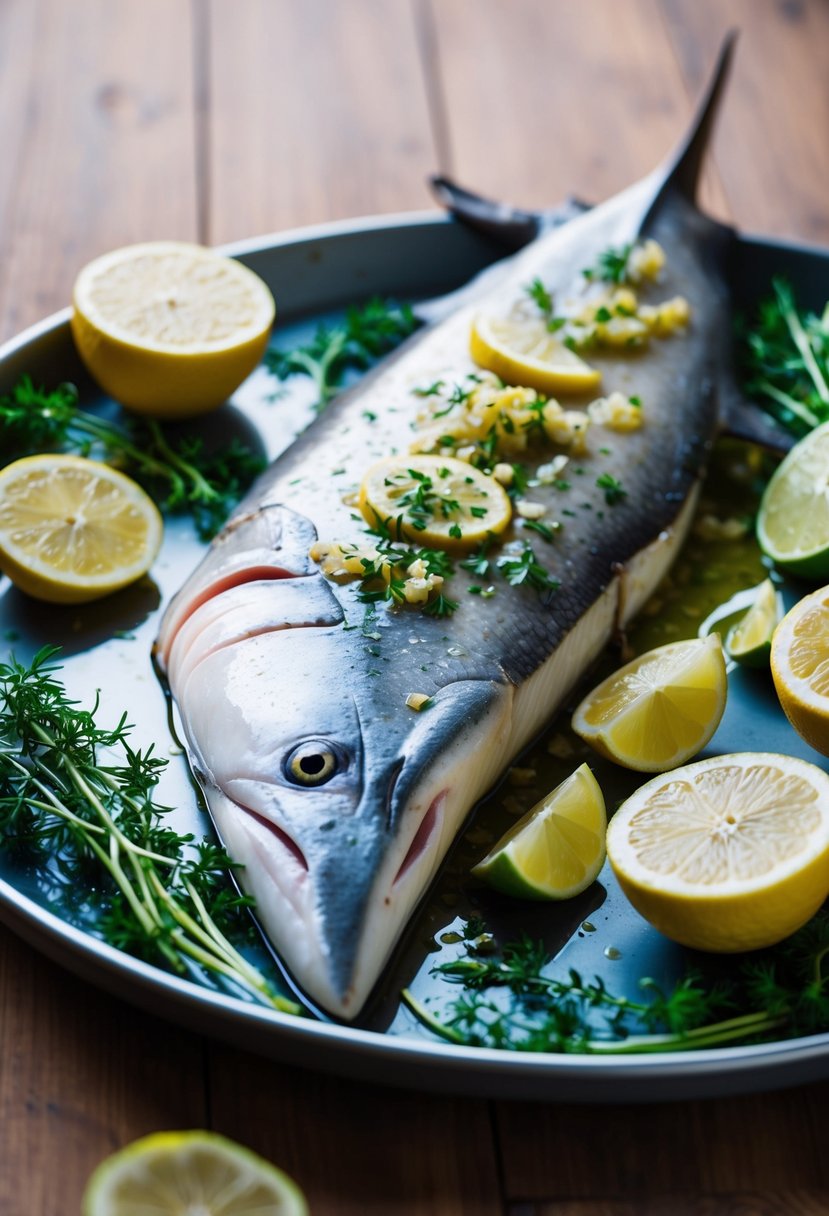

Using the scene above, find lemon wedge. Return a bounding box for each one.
[472,763,607,899]
[71,241,275,418]
[725,578,781,668]
[771,584,829,755]
[0,454,163,603]
[572,634,727,772]
[606,752,829,952]
[757,420,829,577]
[81,1130,308,1216]
[358,454,512,550]
[470,314,602,395]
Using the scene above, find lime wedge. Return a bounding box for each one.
[82,1130,308,1216]
[725,578,781,668]
[472,763,606,900]
[757,420,829,576]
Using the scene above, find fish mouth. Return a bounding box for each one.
[392,791,446,887]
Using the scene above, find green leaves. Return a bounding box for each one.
[0,376,265,540]
[266,296,418,409]
[0,649,300,1014]
[742,276,829,435]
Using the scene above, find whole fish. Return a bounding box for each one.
[155,36,762,1020]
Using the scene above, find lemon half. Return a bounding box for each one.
[606,752,829,952]
[470,314,601,395]
[757,420,829,577]
[358,454,512,550]
[472,763,607,900]
[0,454,163,603]
[572,634,727,772]
[72,241,275,418]
[771,584,829,755]
[81,1130,308,1216]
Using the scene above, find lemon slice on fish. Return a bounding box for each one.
[757,420,829,577]
[572,634,727,772]
[606,752,829,952]
[81,1130,308,1216]
[771,584,829,756]
[725,578,781,668]
[358,454,512,550]
[71,241,275,419]
[0,454,163,603]
[470,314,602,395]
[472,764,607,900]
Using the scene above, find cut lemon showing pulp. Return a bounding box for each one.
[470,314,602,395]
[358,454,512,550]
[606,752,829,952]
[472,763,606,899]
[725,578,781,668]
[771,585,829,755]
[757,420,829,577]
[572,634,727,772]
[0,455,163,603]
[81,1130,308,1216]
[71,241,275,419]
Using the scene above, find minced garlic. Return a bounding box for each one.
[588,391,644,432]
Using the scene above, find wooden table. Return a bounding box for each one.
[2,2,829,1212]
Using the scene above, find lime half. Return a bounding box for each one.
[82,1131,308,1216]
[725,578,781,668]
[472,763,607,899]
[758,421,829,577]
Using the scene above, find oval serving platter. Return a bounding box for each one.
[2,212,829,1103]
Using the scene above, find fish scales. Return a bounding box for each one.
[156,44,739,1018]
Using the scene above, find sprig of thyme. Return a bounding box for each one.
[0,376,264,539]
[401,921,829,1053]
[266,296,418,409]
[0,648,300,1015]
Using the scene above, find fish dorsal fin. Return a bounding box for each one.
[651,30,738,209]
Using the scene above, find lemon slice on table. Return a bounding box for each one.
[725,577,781,668]
[472,763,607,900]
[358,454,512,550]
[572,634,727,772]
[470,314,602,395]
[757,420,829,577]
[606,752,829,952]
[71,241,275,419]
[81,1130,308,1216]
[771,584,829,755]
[0,454,163,603]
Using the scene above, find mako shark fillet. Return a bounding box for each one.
[156,39,753,1019]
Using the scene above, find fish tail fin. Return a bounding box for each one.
[428,176,587,250]
[659,30,738,205]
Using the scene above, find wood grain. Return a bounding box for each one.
[0,936,205,1216]
[208,1049,504,1216]
[426,0,729,219]
[0,0,198,341]
[661,0,829,241]
[205,0,437,244]
[512,1193,829,1216]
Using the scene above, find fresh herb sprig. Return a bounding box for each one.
[583,243,633,285]
[266,297,418,409]
[742,277,829,435]
[0,376,264,539]
[401,920,829,1053]
[0,648,300,1015]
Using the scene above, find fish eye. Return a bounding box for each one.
[285,741,340,787]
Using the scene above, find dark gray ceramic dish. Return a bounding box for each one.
[1,213,828,1103]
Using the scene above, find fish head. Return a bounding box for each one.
[169,614,512,1019]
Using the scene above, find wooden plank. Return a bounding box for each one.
[0,934,206,1215]
[427,0,729,218]
[205,0,437,244]
[512,1193,829,1216]
[0,0,198,341]
[495,1084,829,1202]
[661,0,829,241]
[208,1048,504,1216]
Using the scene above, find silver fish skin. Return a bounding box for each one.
[156,41,738,1019]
